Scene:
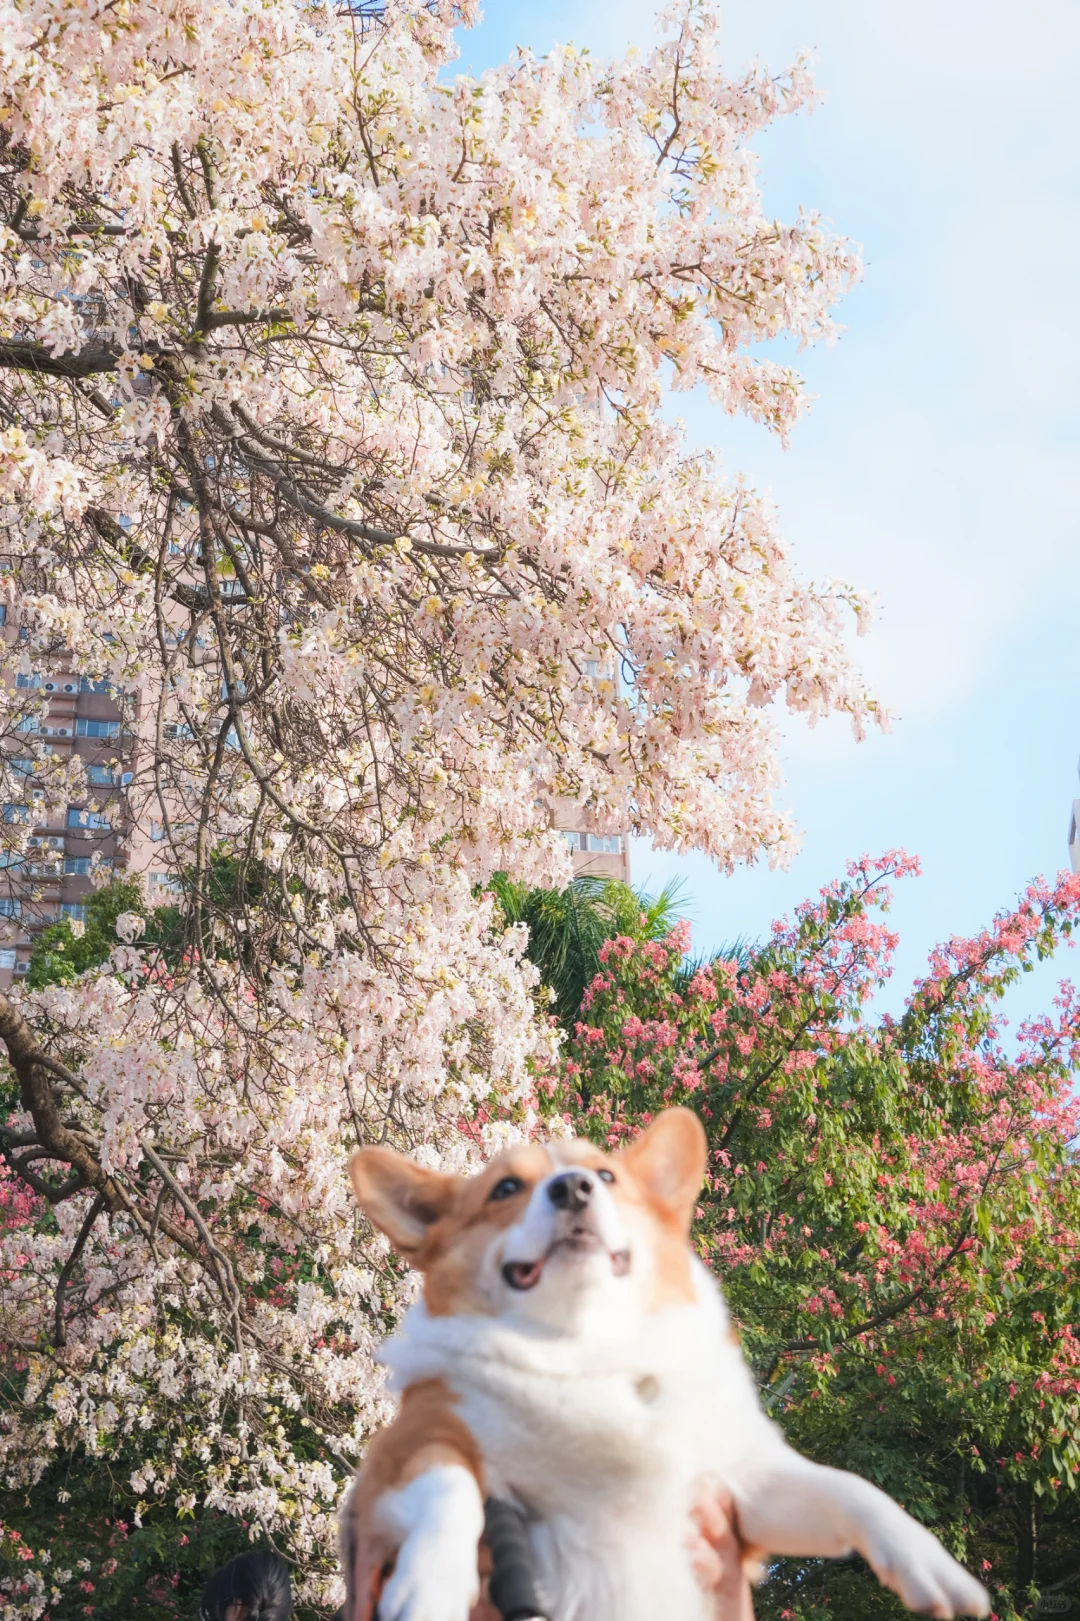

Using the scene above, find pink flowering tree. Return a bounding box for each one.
[556,855,1080,1618]
[0,0,878,1613]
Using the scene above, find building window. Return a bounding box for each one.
[16,716,39,733]
[67,808,112,831]
[61,903,87,923]
[75,718,120,739]
[149,870,181,893]
[0,899,21,918]
[562,830,624,855]
[585,834,623,854]
[2,804,28,824]
[87,764,117,786]
[78,677,111,694]
[0,949,15,969]
[63,857,92,876]
[163,721,193,741]
[15,673,41,689]
[0,605,7,626]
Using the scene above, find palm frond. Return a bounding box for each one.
[489,872,694,1028]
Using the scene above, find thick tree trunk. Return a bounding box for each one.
[1016,1483,1037,1594]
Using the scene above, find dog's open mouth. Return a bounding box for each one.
[502,1258,545,1290]
[502,1239,631,1291]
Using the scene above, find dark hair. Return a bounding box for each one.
[199,1550,292,1621]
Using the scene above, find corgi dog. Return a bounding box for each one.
[341,1109,990,1621]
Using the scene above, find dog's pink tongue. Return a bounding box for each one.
[503,1258,544,1290]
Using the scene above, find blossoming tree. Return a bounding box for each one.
[0,0,878,1610]
[558,856,1080,1617]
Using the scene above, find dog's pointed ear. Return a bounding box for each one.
[349,1146,458,1257]
[616,1108,707,1230]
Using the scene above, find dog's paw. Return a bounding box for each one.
[374,1466,484,1621]
[863,1515,990,1619]
[377,1533,479,1621]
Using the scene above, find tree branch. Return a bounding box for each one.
[194,240,222,340]
[203,308,293,332]
[0,992,127,1209]
[781,1219,974,1354]
[54,1191,107,1346]
[83,506,249,608]
[0,989,254,1322]
[139,1141,246,1358]
[196,137,218,210]
[14,222,128,242]
[238,440,502,558]
[0,341,123,378]
[171,141,197,218]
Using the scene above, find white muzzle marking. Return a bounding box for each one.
[501,1164,630,1291]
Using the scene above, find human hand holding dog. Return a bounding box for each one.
[687,1486,756,1621]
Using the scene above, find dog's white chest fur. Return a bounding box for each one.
[380,1264,767,1621]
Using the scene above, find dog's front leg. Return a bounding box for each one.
[731,1449,989,1619]
[373,1447,485,1621]
[344,1379,487,1621]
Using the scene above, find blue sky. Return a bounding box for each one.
[458,1,1080,1024]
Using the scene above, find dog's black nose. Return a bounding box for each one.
[547,1171,593,1211]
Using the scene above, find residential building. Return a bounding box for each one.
[557,819,630,883]
[0,611,160,984]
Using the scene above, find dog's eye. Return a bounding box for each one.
[597,1168,615,1184]
[490,1175,525,1202]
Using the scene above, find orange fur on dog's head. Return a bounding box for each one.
[349,1108,707,1321]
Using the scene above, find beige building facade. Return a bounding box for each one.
[555,654,631,883]
[0,608,163,986]
[556,813,630,883]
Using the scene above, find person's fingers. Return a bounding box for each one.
[692,1491,737,1546]
[689,1540,726,1588]
[688,1484,757,1621]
